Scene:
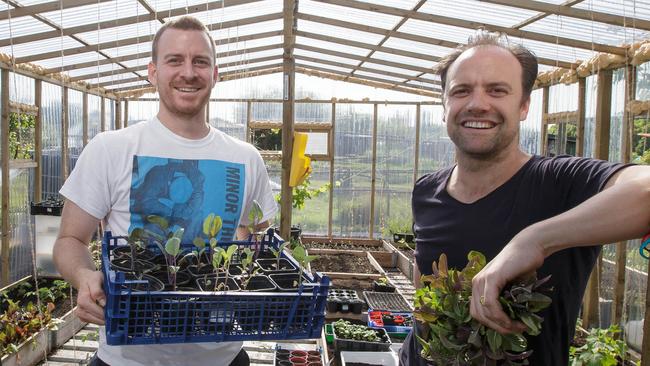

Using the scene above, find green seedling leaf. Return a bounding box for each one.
[193,237,206,250]
[210,215,223,238]
[203,214,215,236]
[146,215,169,230]
[172,227,184,240]
[248,200,263,226]
[165,237,181,257]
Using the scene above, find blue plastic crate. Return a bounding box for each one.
[367,310,413,334]
[102,228,329,345]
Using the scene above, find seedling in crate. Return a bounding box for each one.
[269,242,288,270]
[126,227,148,272]
[153,228,183,291]
[212,244,238,291]
[189,213,223,269]
[291,243,317,288]
[238,247,259,290]
[247,200,264,258]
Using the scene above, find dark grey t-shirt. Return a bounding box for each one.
[404,155,627,366]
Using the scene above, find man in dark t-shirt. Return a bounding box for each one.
[400,31,650,365]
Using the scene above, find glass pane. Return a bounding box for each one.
[9,168,34,282]
[417,105,453,177]
[521,89,542,155]
[609,68,626,163]
[68,89,83,172]
[374,105,415,239]
[127,100,157,126]
[292,160,330,236]
[209,101,247,142]
[584,75,598,158]
[332,104,373,237]
[42,82,63,199]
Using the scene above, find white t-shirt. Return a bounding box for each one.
[60,117,278,366]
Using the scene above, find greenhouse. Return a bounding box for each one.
[0,0,650,365]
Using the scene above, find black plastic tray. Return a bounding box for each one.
[363,291,412,312]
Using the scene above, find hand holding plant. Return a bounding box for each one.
[413,251,552,366]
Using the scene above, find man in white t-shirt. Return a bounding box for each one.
[53,16,277,366]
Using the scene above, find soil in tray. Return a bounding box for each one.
[304,241,389,252]
[310,254,379,274]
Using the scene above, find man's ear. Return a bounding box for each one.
[212,64,218,87]
[148,61,157,88]
[519,96,531,121]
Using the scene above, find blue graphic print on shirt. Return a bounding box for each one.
[128,156,245,242]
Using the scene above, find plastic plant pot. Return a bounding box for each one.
[276,349,291,360]
[290,350,308,358]
[307,350,320,358]
[289,357,307,365]
[307,363,322,366]
[307,356,321,363]
[277,361,292,366]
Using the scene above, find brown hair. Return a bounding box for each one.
[436,30,538,102]
[151,16,216,64]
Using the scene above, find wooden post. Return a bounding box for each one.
[280,0,296,241]
[61,86,69,180]
[328,102,335,238]
[123,100,129,128]
[1,69,10,286]
[613,65,637,327]
[114,99,122,130]
[82,92,88,146]
[246,101,252,143]
[34,79,43,201]
[100,96,106,132]
[369,104,378,239]
[576,77,586,157]
[541,86,549,156]
[582,68,613,329]
[413,103,421,185]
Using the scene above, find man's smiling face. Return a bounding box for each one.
[443,45,530,160]
[148,28,217,120]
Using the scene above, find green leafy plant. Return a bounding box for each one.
[413,251,552,366]
[269,242,289,270]
[131,215,184,290]
[213,244,238,291]
[275,177,334,210]
[569,325,628,366]
[247,200,264,259]
[291,242,317,288]
[332,319,389,343]
[0,298,60,357]
[238,248,259,290]
[9,112,35,160]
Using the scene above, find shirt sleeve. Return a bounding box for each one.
[59,133,112,220]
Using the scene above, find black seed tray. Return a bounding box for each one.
[362,291,412,313]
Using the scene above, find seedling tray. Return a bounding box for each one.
[333,326,391,353]
[362,291,412,313]
[102,229,329,345]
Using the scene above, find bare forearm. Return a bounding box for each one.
[53,236,98,290]
[530,178,650,257]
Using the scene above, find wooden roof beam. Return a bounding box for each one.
[0,0,260,47]
[296,64,440,99]
[312,0,626,55]
[297,13,576,69]
[16,14,283,64]
[481,0,650,31]
[347,0,427,79]
[296,63,439,98]
[294,54,440,88]
[512,0,584,29]
[0,0,112,21]
[295,43,436,76]
[296,30,439,62]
